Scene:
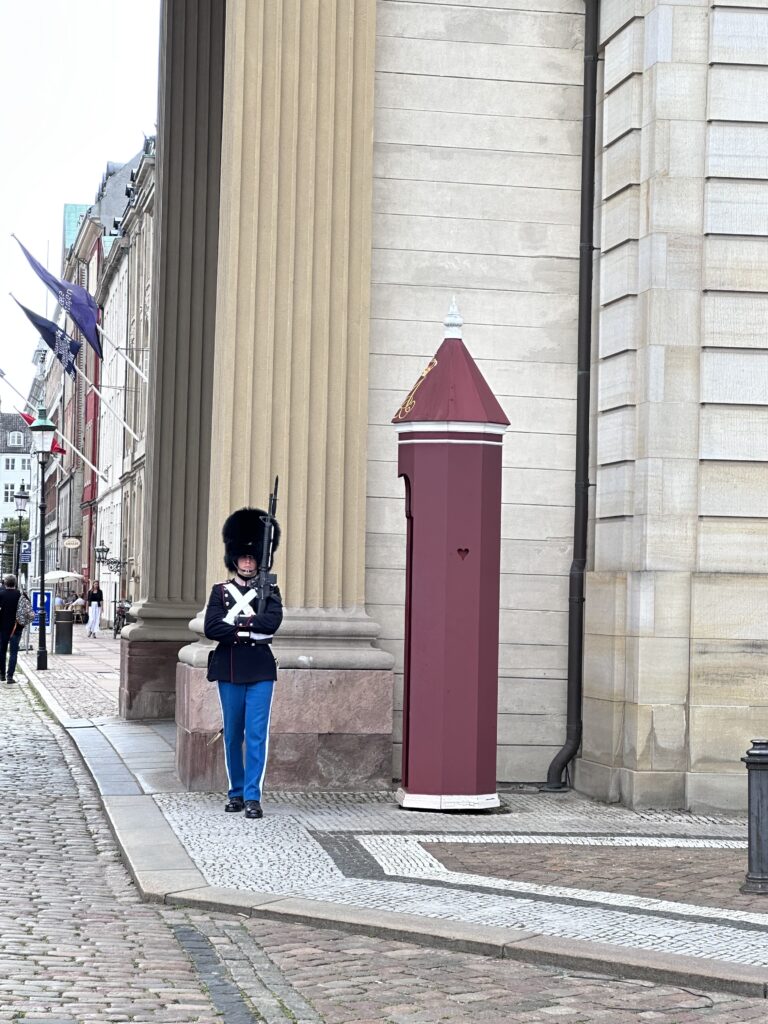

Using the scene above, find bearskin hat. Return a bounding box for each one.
[222,507,281,573]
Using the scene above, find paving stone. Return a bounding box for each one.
[10,638,768,1022]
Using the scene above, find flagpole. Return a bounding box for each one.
[12,233,103,359]
[96,325,148,383]
[78,366,141,442]
[0,369,108,482]
[7,293,141,443]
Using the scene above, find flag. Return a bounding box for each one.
[16,410,66,455]
[13,235,102,358]
[13,299,81,380]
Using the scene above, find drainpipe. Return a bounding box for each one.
[544,0,600,790]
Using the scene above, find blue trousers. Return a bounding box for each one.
[218,679,275,802]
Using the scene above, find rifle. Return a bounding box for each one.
[256,476,279,613]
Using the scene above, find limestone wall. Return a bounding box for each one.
[581,0,768,810]
[366,0,585,781]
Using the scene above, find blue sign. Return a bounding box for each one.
[31,590,52,631]
[20,541,31,564]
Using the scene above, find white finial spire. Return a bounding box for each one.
[444,296,463,339]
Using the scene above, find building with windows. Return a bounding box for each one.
[27,147,154,621]
[111,0,768,812]
[0,411,32,575]
[60,158,139,593]
[94,137,155,624]
[24,0,768,812]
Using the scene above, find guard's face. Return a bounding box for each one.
[236,555,257,577]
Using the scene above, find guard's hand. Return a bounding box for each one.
[270,584,282,599]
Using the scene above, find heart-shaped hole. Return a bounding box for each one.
[457,548,469,560]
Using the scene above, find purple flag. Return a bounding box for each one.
[13,235,102,359]
[13,299,82,380]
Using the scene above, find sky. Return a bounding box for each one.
[0,0,160,408]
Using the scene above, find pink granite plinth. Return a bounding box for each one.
[175,664,394,792]
[120,638,183,719]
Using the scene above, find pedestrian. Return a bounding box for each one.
[204,507,282,820]
[86,579,103,637]
[0,574,22,684]
[69,594,86,624]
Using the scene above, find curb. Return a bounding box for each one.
[16,653,768,999]
[161,886,768,998]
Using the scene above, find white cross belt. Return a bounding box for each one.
[222,583,258,624]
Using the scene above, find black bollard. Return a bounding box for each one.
[741,739,768,894]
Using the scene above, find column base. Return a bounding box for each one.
[273,607,395,670]
[396,788,499,811]
[685,771,746,813]
[577,759,751,812]
[119,599,198,719]
[575,759,686,809]
[175,661,394,792]
[119,637,185,719]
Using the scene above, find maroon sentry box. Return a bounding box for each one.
[392,307,509,810]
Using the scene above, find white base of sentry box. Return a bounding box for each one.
[395,787,500,811]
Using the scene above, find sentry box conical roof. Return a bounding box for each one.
[392,301,510,427]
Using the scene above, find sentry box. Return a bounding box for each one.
[392,304,509,810]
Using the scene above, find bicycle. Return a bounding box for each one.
[113,601,129,638]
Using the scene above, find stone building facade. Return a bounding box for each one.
[93,139,155,624]
[116,0,768,810]
[119,140,154,609]
[580,0,768,811]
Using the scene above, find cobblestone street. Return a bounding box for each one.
[1,670,767,1022]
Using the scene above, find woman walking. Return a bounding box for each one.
[86,580,103,637]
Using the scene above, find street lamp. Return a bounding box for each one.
[13,486,29,578]
[30,407,56,671]
[94,542,128,628]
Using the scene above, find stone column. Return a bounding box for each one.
[176,0,394,789]
[120,0,225,719]
[578,0,708,807]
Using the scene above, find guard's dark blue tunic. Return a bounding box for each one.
[203,580,283,682]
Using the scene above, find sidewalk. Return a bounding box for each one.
[16,628,768,999]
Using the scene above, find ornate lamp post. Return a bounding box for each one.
[30,407,56,670]
[95,540,109,570]
[13,487,29,578]
[94,542,128,626]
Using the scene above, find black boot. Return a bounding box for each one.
[224,797,244,813]
[244,800,263,819]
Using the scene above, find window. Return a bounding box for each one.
[21,458,30,471]
[4,458,14,471]
[7,432,22,447]
[3,485,12,503]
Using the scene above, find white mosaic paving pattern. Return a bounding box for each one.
[390,834,747,849]
[263,791,747,837]
[154,792,767,967]
[359,835,768,927]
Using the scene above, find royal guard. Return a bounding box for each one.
[204,492,282,819]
